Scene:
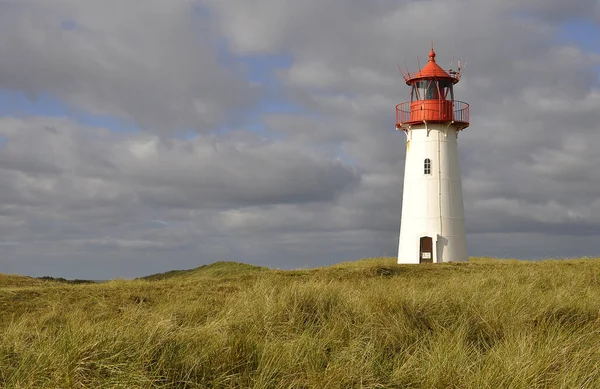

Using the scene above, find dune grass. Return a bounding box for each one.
[2,257,600,388]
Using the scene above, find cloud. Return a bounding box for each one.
[0,0,599,278]
[0,116,363,277]
[0,0,258,133]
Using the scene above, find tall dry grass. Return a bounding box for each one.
[2,258,600,388]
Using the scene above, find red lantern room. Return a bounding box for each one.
[395,48,469,131]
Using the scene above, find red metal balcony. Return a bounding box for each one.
[396,100,470,130]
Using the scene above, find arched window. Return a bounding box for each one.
[424,158,431,175]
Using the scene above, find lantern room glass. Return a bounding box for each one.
[438,80,454,101]
[411,80,454,102]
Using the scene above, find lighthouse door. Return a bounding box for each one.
[419,237,433,263]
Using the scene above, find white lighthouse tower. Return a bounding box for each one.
[396,47,470,264]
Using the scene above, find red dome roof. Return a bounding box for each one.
[404,49,457,84]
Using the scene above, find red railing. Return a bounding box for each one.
[396,100,469,128]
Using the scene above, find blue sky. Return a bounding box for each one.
[0,90,140,133]
[558,20,600,53]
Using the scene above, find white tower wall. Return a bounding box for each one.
[397,123,467,264]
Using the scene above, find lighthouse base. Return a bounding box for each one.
[397,233,467,264]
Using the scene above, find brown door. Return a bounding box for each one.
[420,237,433,263]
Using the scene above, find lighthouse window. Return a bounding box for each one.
[411,84,420,101]
[425,81,439,100]
[424,158,431,175]
[414,80,439,100]
[438,80,454,101]
[414,81,431,100]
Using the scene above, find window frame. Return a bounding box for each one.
[424,158,431,175]
[411,79,454,102]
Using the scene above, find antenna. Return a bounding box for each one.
[398,63,411,83]
[416,56,421,70]
[453,58,465,80]
[398,64,405,79]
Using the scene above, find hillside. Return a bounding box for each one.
[140,261,268,280]
[2,257,600,388]
[0,273,82,288]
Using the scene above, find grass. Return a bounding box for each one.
[2,257,600,388]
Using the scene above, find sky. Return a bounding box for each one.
[0,0,599,279]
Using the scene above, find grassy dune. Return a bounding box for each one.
[2,258,600,388]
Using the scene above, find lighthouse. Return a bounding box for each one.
[396,47,470,264]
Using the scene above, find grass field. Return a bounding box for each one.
[2,257,600,388]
